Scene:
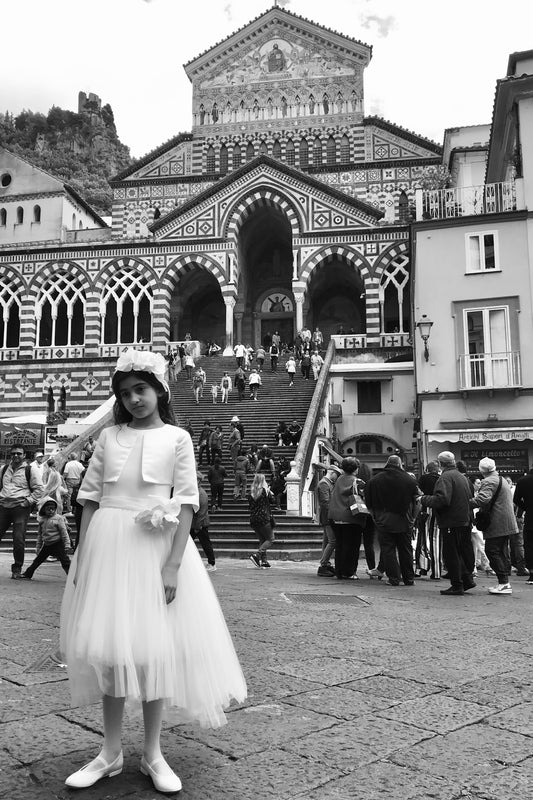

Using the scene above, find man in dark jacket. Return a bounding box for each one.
[365,455,418,586]
[420,451,475,596]
[514,467,533,584]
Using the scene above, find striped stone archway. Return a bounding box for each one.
[223,189,303,241]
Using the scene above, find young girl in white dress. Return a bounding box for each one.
[60,349,246,793]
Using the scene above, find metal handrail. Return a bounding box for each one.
[294,339,336,503]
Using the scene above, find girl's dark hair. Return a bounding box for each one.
[341,457,360,474]
[111,369,175,425]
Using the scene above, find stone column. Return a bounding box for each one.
[365,277,381,345]
[18,290,37,359]
[234,312,243,344]
[152,286,171,353]
[83,290,101,357]
[292,281,306,333]
[222,294,236,355]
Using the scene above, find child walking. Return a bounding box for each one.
[60,349,246,793]
[21,496,71,579]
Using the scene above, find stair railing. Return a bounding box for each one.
[285,339,336,516]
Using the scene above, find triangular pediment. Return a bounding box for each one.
[364,118,442,160]
[185,7,372,93]
[0,147,65,196]
[111,134,193,182]
[151,156,382,242]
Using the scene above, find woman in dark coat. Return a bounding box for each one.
[328,457,367,579]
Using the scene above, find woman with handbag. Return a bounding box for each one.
[327,458,367,580]
[472,458,518,595]
[248,474,275,569]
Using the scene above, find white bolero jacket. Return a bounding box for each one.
[77,424,199,511]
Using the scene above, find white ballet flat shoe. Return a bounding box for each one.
[140,755,182,793]
[65,751,123,788]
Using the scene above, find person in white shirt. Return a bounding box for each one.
[234,342,246,368]
[62,453,85,513]
[31,452,46,480]
[248,369,262,401]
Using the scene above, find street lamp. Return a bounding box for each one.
[416,315,434,362]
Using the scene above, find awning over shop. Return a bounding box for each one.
[426,428,533,443]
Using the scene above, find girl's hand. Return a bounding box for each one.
[161,564,178,604]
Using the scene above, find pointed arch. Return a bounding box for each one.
[162,254,227,293]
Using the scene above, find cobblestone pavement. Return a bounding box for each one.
[1,552,533,799]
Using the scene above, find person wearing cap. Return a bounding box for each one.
[20,496,71,580]
[365,455,419,586]
[0,445,44,578]
[472,457,518,595]
[230,416,244,440]
[420,451,475,596]
[316,465,341,577]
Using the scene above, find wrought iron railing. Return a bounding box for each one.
[459,351,522,390]
[416,181,518,221]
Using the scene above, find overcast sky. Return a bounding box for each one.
[2,0,533,159]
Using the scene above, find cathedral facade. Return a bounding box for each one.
[0,7,441,440]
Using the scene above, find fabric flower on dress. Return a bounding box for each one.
[134,504,179,535]
[115,348,170,397]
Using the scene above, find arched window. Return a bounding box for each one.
[0,208,6,226]
[272,139,281,160]
[206,145,215,172]
[72,213,76,229]
[259,141,268,156]
[33,205,41,223]
[36,273,86,347]
[16,206,24,224]
[313,136,322,167]
[232,143,242,170]
[323,94,330,114]
[299,138,309,167]
[101,270,153,345]
[326,135,336,165]
[219,144,228,175]
[246,142,255,161]
[379,255,410,334]
[0,282,21,348]
[153,207,161,221]
[286,139,295,166]
[398,190,410,224]
[340,134,350,163]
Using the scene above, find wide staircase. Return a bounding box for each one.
[11,354,324,561]
[172,354,322,560]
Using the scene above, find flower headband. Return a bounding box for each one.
[114,348,170,398]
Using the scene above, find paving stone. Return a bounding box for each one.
[282,716,433,772]
[387,652,533,688]
[296,759,456,800]
[377,694,494,733]
[0,680,72,722]
[282,685,393,719]
[466,757,533,800]
[178,702,338,758]
[272,656,380,685]
[2,714,98,764]
[243,670,322,704]
[486,702,533,737]
[391,724,533,780]
[205,746,342,799]
[344,673,443,701]
[445,674,533,710]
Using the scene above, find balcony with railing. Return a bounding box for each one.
[415,180,524,222]
[459,351,522,390]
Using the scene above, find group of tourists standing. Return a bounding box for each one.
[316,451,531,597]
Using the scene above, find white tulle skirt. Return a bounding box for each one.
[59,498,247,728]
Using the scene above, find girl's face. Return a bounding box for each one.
[41,503,56,517]
[117,375,162,428]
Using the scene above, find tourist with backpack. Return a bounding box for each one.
[0,445,44,579]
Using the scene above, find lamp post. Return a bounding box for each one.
[416,315,434,362]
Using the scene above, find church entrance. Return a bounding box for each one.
[235,203,294,348]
